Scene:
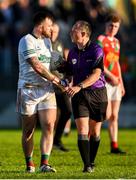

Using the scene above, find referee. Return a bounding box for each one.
[65,20,108,173]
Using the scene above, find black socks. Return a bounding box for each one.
[89,136,100,164]
[78,134,90,167]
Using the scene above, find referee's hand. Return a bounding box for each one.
[66,86,81,97]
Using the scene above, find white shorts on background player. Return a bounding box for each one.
[106,82,122,101]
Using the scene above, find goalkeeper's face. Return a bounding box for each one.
[42,17,53,38]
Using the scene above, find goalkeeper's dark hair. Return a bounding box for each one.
[105,13,121,23]
[33,11,55,26]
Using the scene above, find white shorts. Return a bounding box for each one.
[106,82,122,101]
[16,86,57,115]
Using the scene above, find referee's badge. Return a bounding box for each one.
[72,58,77,64]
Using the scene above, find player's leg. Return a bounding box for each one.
[108,100,120,144]
[106,100,112,121]
[38,92,57,172]
[106,84,122,153]
[64,118,71,136]
[54,107,60,130]
[107,84,126,154]
[17,88,37,173]
[38,108,57,172]
[106,99,114,149]
[109,100,126,153]
[21,114,37,172]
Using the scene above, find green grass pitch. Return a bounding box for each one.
[0,128,136,179]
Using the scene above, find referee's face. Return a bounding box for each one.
[71,27,88,45]
[42,17,53,38]
[72,29,82,43]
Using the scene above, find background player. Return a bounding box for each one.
[51,23,72,151]
[97,13,126,154]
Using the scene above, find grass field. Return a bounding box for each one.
[0,128,136,179]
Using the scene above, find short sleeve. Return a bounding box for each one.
[96,35,105,48]
[19,36,37,60]
[93,45,104,71]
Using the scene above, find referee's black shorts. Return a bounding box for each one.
[72,87,108,122]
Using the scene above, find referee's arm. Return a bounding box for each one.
[80,56,103,89]
[81,68,101,89]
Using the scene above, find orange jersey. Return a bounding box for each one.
[97,35,120,78]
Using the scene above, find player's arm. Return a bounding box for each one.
[104,66,119,86]
[27,57,67,91]
[117,61,125,96]
[96,35,104,48]
[27,57,55,81]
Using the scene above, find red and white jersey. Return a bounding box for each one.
[18,34,52,88]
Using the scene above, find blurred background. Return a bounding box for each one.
[0,0,136,128]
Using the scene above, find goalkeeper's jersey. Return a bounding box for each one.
[97,35,120,82]
[18,34,52,88]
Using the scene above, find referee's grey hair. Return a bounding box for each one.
[72,20,92,37]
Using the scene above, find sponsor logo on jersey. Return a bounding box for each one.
[38,54,50,63]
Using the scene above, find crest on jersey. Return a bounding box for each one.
[72,58,77,64]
